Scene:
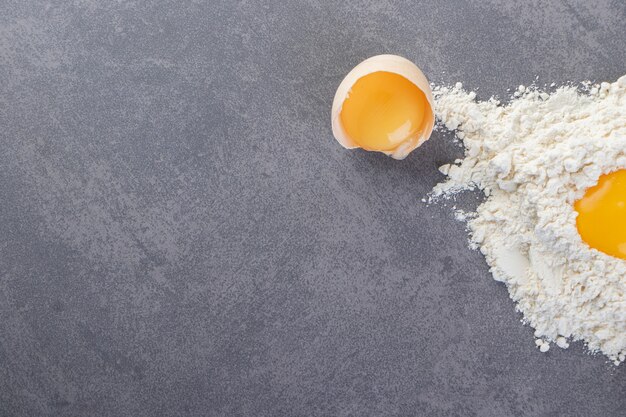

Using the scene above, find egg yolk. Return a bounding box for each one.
[339,71,430,152]
[574,169,626,260]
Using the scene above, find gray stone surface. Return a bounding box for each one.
[0,0,624,416]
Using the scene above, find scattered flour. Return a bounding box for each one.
[432,76,626,365]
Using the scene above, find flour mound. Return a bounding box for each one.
[432,76,626,364]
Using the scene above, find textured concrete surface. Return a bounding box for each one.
[1,1,625,416]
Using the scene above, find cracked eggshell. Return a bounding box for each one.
[331,55,435,160]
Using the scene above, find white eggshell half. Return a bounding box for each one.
[331,54,435,160]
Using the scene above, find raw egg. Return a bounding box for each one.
[331,55,435,160]
[575,169,626,260]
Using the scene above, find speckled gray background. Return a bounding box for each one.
[0,1,624,416]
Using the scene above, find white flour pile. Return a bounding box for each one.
[431,76,626,364]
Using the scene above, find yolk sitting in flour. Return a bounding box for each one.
[339,71,429,151]
[575,169,626,260]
